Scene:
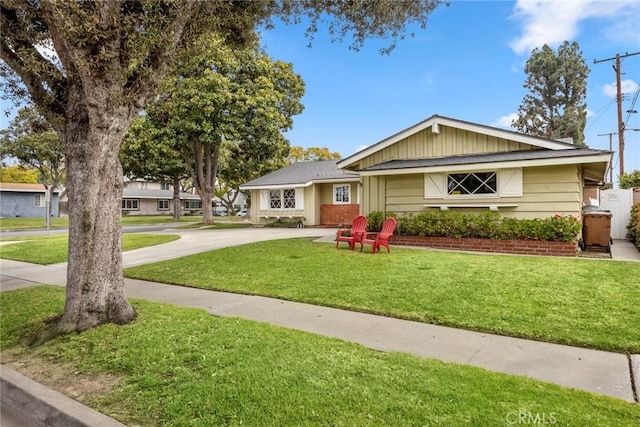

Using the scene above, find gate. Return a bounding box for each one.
[599,189,633,239]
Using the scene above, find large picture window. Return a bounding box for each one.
[447,172,497,196]
[334,184,351,204]
[122,199,139,210]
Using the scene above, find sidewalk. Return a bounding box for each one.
[1,228,639,424]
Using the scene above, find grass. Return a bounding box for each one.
[1,286,638,426]
[125,238,640,353]
[0,233,180,265]
[0,215,203,230]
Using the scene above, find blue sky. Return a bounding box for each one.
[1,1,638,180]
[260,0,640,178]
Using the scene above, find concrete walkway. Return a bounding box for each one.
[1,227,639,425]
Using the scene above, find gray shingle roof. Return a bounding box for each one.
[360,148,611,172]
[240,160,359,188]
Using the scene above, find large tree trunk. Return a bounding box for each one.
[56,100,136,333]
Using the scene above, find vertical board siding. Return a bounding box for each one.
[360,125,534,169]
[382,165,581,220]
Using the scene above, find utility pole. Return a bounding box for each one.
[598,132,616,184]
[594,51,640,179]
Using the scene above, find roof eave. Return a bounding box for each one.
[359,153,613,176]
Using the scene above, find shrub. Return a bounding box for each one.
[626,203,640,249]
[366,211,384,232]
[395,211,580,243]
[264,218,304,228]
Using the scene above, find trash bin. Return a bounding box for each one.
[580,209,612,252]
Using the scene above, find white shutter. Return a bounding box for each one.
[260,190,270,209]
[295,188,304,210]
[499,168,523,197]
[424,173,445,198]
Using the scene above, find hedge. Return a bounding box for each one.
[626,203,640,250]
[367,211,581,243]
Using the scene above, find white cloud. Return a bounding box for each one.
[602,79,639,98]
[509,0,638,55]
[356,144,369,152]
[491,113,519,129]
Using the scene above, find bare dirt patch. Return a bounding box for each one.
[1,348,123,402]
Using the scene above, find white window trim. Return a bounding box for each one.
[34,194,46,208]
[424,168,523,199]
[333,184,351,204]
[122,199,139,211]
[266,188,300,210]
[446,171,498,198]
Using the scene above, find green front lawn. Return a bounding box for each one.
[0,215,202,230]
[125,238,640,353]
[2,286,638,426]
[0,233,180,265]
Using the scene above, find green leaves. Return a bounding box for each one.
[512,41,589,146]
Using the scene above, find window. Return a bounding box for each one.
[157,200,169,211]
[185,200,202,210]
[283,188,296,209]
[122,199,139,210]
[34,194,46,207]
[161,182,170,190]
[334,184,351,204]
[269,188,296,209]
[447,172,497,196]
[270,190,282,209]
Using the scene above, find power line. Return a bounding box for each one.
[593,51,640,177]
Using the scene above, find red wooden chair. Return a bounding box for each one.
[360,217,397,254]
[336,215,368,250]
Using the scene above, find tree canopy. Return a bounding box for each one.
[132,35,304,223]
[619,170,640,189]
[0,0,445,334]
[289,146,342,163]
[512,41,589,146]
[0,164,39,183]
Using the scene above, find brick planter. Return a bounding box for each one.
[389,235,577,257]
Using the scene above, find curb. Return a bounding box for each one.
[1,365,126,427]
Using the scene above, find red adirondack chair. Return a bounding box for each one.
[336,215,368,250]
[360,217,397,254]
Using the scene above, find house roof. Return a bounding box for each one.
[337,114,582,170]
[0,183,62,193]
[359,148,612,175]
[240,160,359,190]
[122,189,200,200]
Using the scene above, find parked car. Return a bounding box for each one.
[237,209,247,217]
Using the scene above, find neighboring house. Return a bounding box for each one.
[0,183,61,218]
[122,179,203,216]
[337,115,611,220]
[240,160,360,226]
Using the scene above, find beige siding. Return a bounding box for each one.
[376,165,581,220]
[360,125,534,169]
[247,183,359,226]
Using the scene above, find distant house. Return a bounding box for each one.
[122,179,203,215]
[0,183,61,218]
[240,160,360,226]
[337,115,611,220]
